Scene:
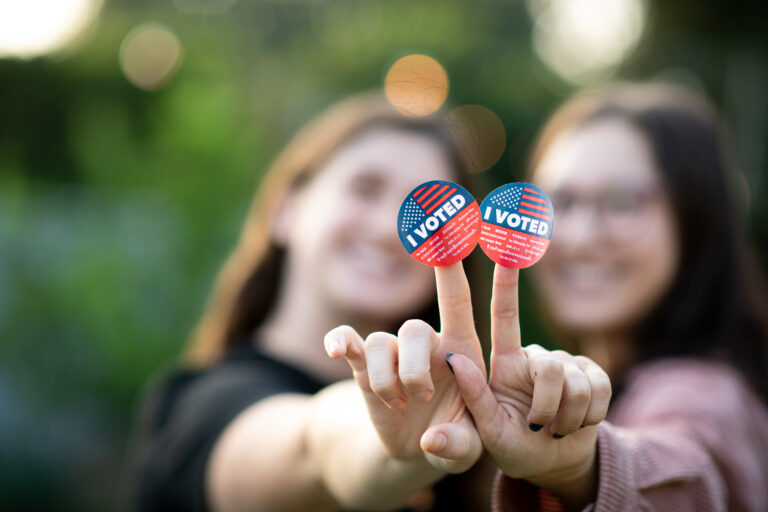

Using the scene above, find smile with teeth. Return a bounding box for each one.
[343,241,404,279]
[558,263,622,290]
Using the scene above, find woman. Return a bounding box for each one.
[127,93,494,511]
[341,82,768,511]
[514,82,768,510]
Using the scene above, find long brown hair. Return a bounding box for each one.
[185,92,477,366]
[528,82,768,398]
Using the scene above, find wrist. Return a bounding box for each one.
[526,448,597,510]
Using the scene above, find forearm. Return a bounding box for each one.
[206,394,339,512]
[306,380,446,510]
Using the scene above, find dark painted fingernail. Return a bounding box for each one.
[553,433,565,439]
[529,423,543,432]
[445,352,455,374]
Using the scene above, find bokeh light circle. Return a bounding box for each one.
[527,0,646,85]
[446,105,506,173]
[385,54,449,117]
[119,24,183,91]
[0,0,103,58]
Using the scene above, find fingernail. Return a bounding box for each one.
[445,352,454,375]
[429,432,448,453]
[553,433,565,439]
[529,423,543,432]
[386,398,406,410]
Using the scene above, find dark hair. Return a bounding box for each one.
[186,92,481,366]
[529,83,768,398]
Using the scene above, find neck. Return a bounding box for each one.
[576,330,635,382]
[256,270,393,384]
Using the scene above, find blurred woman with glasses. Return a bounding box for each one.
[321,82,768,511]
[473,82,768,510]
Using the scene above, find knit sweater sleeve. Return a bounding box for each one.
[491,360,768,512]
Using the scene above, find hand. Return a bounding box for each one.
[324,262,485,473]
[447,265,611,506]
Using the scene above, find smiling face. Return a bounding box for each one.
[277,126,455,322]
[531,118,680,335]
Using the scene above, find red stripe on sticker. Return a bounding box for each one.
[518,208,551,221]
[421,184,450,208]
[416,183,440,203]
[521,194,546,204]
[413,185,428,198]
[425,187,457,214]
[523,187,540,195]
[519,201,550,213]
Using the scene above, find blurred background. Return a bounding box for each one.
[1,0,766,509]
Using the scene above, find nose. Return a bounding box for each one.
[368,196,404,249]
[554,206,604,253]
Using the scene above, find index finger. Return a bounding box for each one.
[435,261,477,340]
[491,264,522,355]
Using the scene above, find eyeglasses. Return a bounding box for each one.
[549,183,664,243]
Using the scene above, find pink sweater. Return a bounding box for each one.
[492,359,768,511]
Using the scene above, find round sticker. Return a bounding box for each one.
[479,183,554,268]
[397,180,481,266]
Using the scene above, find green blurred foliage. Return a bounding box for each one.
[1,0,766,510]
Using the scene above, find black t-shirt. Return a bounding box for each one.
[126,346,478,512]
[127,347,325,512]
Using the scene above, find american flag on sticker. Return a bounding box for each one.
[398,179,481,265]
[400,182,459,231]
[489,184,552,221]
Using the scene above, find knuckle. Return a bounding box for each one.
[573,355,593,366]
[493,304,519,321]
[536,357,564,380]
[567,384,591,404]
[334,324,354,336]
[399,370,429,389]
[564,370,591,403]
[365,331,393,348]
[440,291,472,310]
[398,319,431,338]
[587,371,613,397]
[524,343,544,353]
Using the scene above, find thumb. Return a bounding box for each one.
[446,352,503,442]
[420,421,482,473]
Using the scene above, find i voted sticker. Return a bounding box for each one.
[397,180,481,266]
[479,183,554,268]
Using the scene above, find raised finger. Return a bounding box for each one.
[435,262,476,340]
[365,332,407,410]
[397,319,439,402]
[491,265,522,356]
